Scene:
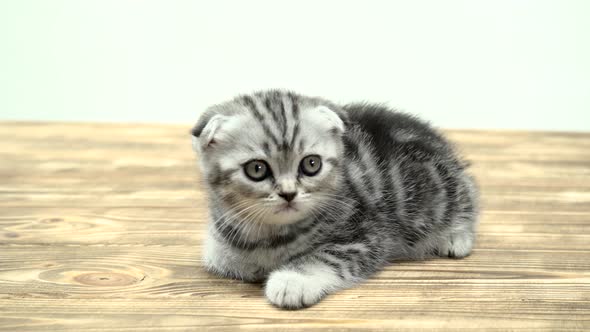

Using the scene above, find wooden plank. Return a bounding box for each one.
[0,246,588,330]
[0,122,589,330]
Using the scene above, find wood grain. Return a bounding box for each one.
[1,122,589,331]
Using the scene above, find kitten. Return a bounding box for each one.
[191,90,479,309]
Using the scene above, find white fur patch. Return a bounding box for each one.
[265,263,343,309]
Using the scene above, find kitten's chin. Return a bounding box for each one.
[259,205,309,226]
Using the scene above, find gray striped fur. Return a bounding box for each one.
[191,90,479,309]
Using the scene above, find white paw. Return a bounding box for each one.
[265,270,325,309]
[439,231,474,258]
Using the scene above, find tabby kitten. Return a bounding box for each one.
[191,90,478,309]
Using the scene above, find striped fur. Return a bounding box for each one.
[191,90,479,309]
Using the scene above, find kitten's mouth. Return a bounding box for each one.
[275,203,299,214]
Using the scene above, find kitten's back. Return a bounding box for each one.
[343,103,455,164]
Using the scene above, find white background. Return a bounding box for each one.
[1,0,589,131]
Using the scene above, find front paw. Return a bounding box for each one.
[264,270,326,309]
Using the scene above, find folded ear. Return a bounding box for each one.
[314,105,346,135]
[191,109,228,151]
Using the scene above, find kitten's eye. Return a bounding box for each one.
[244,160,270,181]
[300,155,322,176]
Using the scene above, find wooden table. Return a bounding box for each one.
[1,122,589,331]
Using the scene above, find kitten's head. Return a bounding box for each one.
[192,90,347,225]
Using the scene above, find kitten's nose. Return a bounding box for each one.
[278,192,297,202]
